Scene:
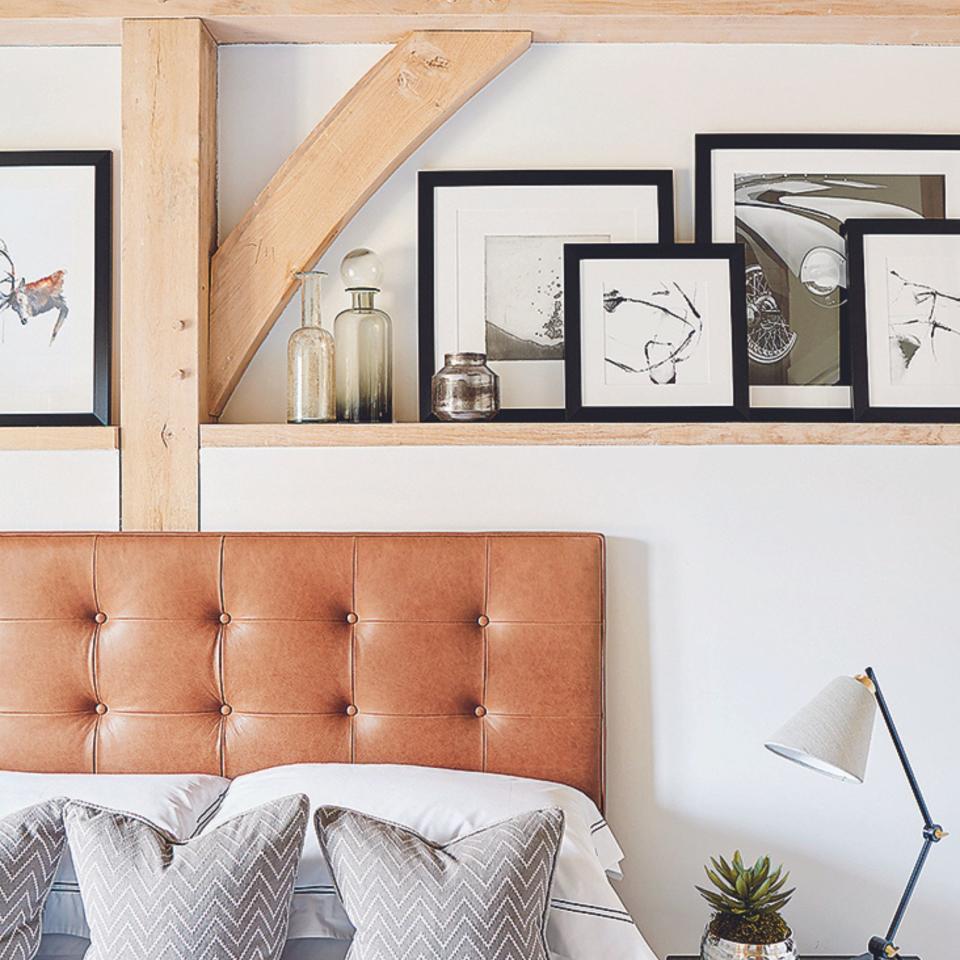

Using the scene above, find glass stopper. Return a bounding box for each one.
[340,248,383,292]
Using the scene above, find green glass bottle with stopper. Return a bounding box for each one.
[334,248,393,423]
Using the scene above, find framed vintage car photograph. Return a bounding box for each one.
[563,243,748,422]
[0,150,112,426]
[695,134,960,420]
[418,170,675,421]
[845,218,960,422]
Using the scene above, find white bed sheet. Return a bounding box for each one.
[35,936,590,960]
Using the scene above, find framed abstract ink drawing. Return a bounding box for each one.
[846,218,960,422]
[563,243,748,422]
[418,170,675,421]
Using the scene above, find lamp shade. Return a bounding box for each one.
[765,676,878,782]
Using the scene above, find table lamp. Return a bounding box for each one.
[764,667,946,960]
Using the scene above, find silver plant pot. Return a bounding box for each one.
[700,925,798,960]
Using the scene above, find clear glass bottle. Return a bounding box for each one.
[287,271,335,423]
[334,249,393,423]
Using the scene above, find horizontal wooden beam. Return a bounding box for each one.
[201,421,960,448]
[207,29,530,418]
[5,2,960,45]
[0,427,119,451]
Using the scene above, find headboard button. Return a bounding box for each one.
[474,705,487,718]
[219,613,231,624]
[345,612,358,624]
[94,612,107,624]
[477,615,489,627]
[94,702,108,715]
[220,704,233,716]
[345,704,358,717]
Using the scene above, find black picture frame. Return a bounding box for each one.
[694,133,960,422]
[845,217,960,423]
[0,150,112,426]
[417,169,675,422]
[563,242,749,422]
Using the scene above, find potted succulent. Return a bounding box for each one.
[696,851,797,960]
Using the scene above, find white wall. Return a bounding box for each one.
[0,451,118,529]
[0,46,121,531]
[213,42,960,959]
[203,443,959,959]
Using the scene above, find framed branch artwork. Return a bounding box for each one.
[418,170,675,421]
[845,218,960,422]
[0,151,111,426]
[695,134,960,421]
[563,243,748,421]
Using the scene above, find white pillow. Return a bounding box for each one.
[204,763,656,960]
[0,771,230,939]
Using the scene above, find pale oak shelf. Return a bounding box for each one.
[0,427,119,452]
[5,1,960,46]
[200,422,960,448]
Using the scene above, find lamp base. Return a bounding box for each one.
[850,936,899,960]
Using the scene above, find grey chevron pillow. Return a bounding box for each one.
[0,799,67,960]
[315,805,564,960]
[64,794,308,960]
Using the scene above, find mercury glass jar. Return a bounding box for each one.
[701,926,797,960]
[287,270,335,423]
[334,248,393,423]
[431,352,500,421]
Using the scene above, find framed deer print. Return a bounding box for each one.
[0,151,111,425]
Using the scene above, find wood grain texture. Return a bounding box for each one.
[207,29,530,418]
[200,421,960,447]
[120,18,217,531]
[0,427,118,451]
[4,2,960,45]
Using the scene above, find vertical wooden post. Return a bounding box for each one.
[120,18,216,531]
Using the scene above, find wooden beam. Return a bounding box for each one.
[120,18,217,530]
[4,2,960,45]
[207,29,530,418]
[201,421,960,448]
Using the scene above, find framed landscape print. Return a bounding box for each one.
[695,134,960,420]
[418,170,675,421]
[563,243,748,421]
[0,151,111,425]
[846,218,960,422]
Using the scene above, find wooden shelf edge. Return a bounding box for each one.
[201,422,960,448]
[0,426,119,452]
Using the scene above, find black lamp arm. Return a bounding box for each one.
[866,667,935,828]
[861,667,946,959]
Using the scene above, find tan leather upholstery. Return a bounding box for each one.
[0,533,605,807]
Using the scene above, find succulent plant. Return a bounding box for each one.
[697,851,795,922]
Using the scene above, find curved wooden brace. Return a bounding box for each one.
[207,29,530,417]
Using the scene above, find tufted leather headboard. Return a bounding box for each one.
[0,532,605,807]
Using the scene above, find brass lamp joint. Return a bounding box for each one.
[925,824,948,842]
[854,673,877,694]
